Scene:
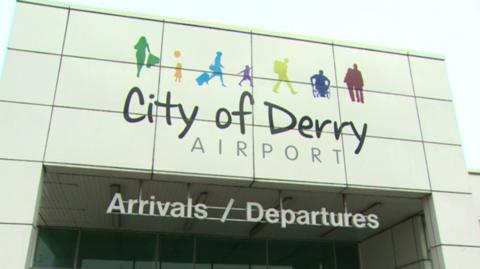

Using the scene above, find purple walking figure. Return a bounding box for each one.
[238,65,253,87]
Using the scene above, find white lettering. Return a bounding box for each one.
[156,201,171,216]
[280,209,295,228]
[105,194,379,230]
[352,213,366,228]
[106,193,126,214]
[265,208,280,223]
[296,210,310,225]
[367,214,380,229]
[247,202,264,222]
[194,203,208,219]
[170,202,185,218]
[127,199,138,214]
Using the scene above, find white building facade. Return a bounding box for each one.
[1,1,479,269]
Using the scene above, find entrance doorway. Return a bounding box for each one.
[33,170,427,269]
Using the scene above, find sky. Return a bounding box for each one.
[1,0,479,170]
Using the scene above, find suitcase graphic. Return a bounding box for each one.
[196,72,211,86]
[146,53,160,68]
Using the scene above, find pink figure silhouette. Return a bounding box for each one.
[344,64,364,103]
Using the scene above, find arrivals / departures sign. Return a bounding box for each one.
[106,193,379,229]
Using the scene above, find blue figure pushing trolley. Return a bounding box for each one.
[196,51,226,87]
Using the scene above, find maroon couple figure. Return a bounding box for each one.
[344,64,364,103]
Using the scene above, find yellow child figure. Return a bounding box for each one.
[273,58,298,94]
[174,50,182,82]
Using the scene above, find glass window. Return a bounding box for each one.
[77,230,156,269]
[268,240,335,269]
[33,229,78,268]
[196,237,266,269]
[34,228,359,269]
[159,235,194,269]
[335,243,359,269]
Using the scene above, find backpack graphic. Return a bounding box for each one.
[274,60,283,75]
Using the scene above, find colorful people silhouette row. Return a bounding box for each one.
[134,37,364,103]
[272,59,364,103]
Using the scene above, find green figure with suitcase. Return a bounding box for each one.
[134,36,160,77]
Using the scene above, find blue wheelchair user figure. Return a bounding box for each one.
[310,70,331,98]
